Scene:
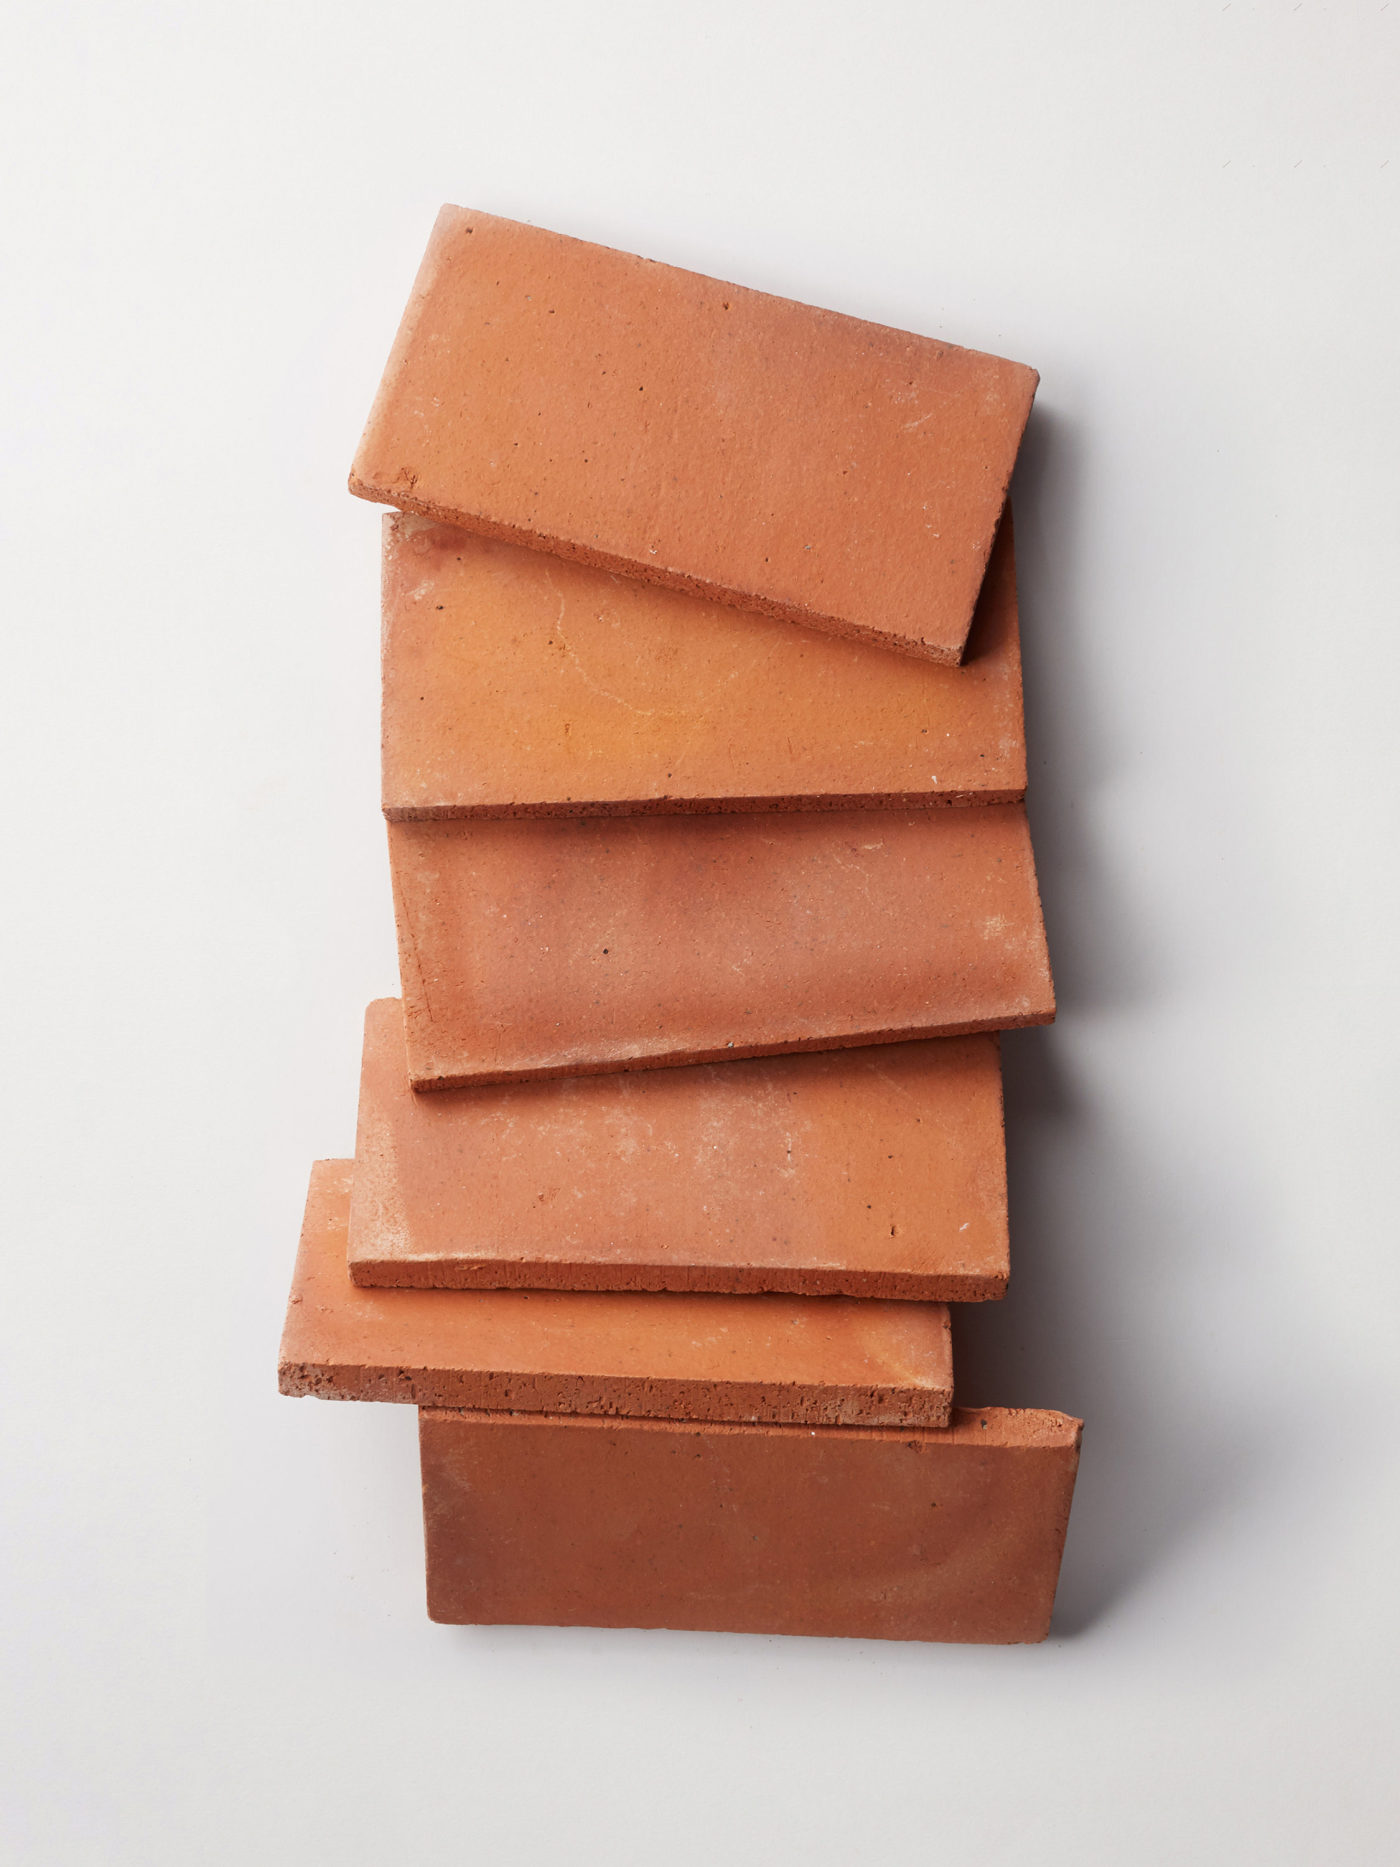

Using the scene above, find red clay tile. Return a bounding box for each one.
[381,510,1025,818]
[281,1161,955,1427]
[419,1403,1080,1642]
[350,999,1008,1300]
[350,207,1037,666]
[390,802,1053,1088]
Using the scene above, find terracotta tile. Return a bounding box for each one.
[350,207,1037,666]
[350,1000,1008,1300]
[390,802,1053,1088]
[381,510,1025,819]
[281,1161,955,1428]
[419,1404,1080,1643]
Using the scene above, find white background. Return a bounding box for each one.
[2,3,1397,1861]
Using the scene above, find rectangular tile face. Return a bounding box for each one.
[350,1000,1008,1300]
[381,511,1025,818]
[390,802,1053,1088]
[350,207,1037,666]
[419,1406,1081,1644]
[281,1162,955,1428]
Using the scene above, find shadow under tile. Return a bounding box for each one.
[950,411,1261,1636]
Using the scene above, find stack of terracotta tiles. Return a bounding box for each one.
[279,208,1081,1643]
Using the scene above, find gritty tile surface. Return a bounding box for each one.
[281,1161,955,1427]
[419,1403,1081,1642]
[350,999,1008,1299]
[391,801,1053,1087]
[350,207,1037,664]
[381,511,1025,817]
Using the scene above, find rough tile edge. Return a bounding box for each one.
[348,1255,1008,1303]
[405,1011,1055,1093]
[280,1360,954,1430]
[382,788,1027,822]
[417,1402,1080,1450]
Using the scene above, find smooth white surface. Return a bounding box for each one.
[2,3,1397,1861]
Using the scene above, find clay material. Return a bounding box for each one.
[381,511,1025,818]
[350,207,1037,666]
[390,801,1053,1088]
[350,999,1008,1300]
[281,1161,955,1427]
[419,1404,1081,1643]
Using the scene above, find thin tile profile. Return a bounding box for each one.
[350,207,1037,666]
[419,1404,1081,1643]
[390,802,1054,1088]
[350,999,1009,1300]
[281,1161,955,1428]
[381,511,1025,818]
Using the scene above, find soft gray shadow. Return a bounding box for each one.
[953,411,1259,1635]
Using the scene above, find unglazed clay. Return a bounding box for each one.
[390,802,1054,1087]
[349,999,1009,1299]
[420,1403,1081,1642]
[281,1162,956,1428]
[350,207,1036,665]
[380,512,1025,818]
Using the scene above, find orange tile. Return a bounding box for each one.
[390,802,1053,1088]
[420,1404,1080,1643]
[350,1000,1008,1300]
[351,207,1036,666]
[281,1162,955,1428]
[381,511,1025,818]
